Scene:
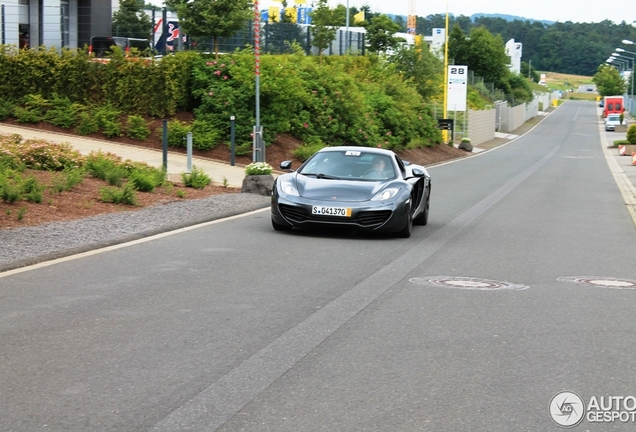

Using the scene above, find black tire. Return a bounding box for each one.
[414,189,430,226]
[272,219,292,231]
[395,212,412,238]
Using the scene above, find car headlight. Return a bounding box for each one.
[371,187,400,201]
[279,180,299,196]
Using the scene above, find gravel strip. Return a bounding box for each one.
[0,193,270,272]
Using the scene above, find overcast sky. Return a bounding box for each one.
[259,0,636,25]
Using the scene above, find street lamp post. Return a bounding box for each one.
[616,48,636,113]
[612,48,636,113]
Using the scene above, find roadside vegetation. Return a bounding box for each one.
[0,133,216,221]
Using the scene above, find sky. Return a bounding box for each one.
[259,0,636,25]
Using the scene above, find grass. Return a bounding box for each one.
[540,71,595,92]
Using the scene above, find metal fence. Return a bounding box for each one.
[182,22,366,56]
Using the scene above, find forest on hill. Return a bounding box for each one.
[403,14,636,76]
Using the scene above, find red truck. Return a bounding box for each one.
[603,96,625,118]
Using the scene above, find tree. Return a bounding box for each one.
[449,25,510,90]
[164,0,252,58]
[364,14,404,54]
[520,61,540,82]
[593,64,627,96]
[112,0,152,40]
[390,43,443,100]
[447,24,471,65]
[310,0,338,59]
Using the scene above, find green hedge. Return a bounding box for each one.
[191,49,442,150]
[0,46,195,117]
[0,45,443,151]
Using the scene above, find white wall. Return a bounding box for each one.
[1,0,21,46]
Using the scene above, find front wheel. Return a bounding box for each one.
[395,212,412,238]
[414,189,430,226]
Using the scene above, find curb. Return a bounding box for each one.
[599,122,636,228]
[0,201,270,275]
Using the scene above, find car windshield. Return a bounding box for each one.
[607,115,620,121]
[299,151,396,180]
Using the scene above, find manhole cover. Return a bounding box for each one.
[557,276,636,289]
[409,276,528,291]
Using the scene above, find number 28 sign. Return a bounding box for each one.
[447,66,468,112]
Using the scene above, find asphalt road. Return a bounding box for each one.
[2,100,636,431]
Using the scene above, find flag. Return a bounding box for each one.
[285,7,298,23]
[354,11,365,24]
[268,6,281,22]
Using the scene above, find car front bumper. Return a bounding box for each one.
[271,191,411,233]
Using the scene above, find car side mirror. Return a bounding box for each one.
[280,160,293,171]
[411,168,425,178]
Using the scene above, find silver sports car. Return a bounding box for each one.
[271,146,431,238]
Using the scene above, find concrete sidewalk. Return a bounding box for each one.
[0,124,248,188]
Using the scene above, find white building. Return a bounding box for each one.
[1,0,112,49]
[505,38,522,74]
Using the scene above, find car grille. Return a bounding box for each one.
[278,204,391,228]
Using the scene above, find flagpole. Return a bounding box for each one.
[254,0,262,162]
[443,2,449,143]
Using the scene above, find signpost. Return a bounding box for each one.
[447,65,468,112]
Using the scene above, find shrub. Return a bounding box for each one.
[64,169,84,189]
[102,120,121,138]
[128,166,165,192]
[0,154,25,172]
[245,162,273,175]
[167,119,191,147]
[50,170,83,193]
[6,139,84,171]
[126,115,151,140]
[627,124,636,144]
[292,141,325,161]
[191,119,219,150]
[13,94,51,123]
[99,183,137,205]
[129,171,156,192]
[93,104,122,138]
[94,104,121,128]
[13,106,43,123]
[181,165,211,189]
[105,166,127,186]
[45,97,85,129]
[0,99,15,121]
[0,177,21,203]
[85,151,121,180]
[76,112,100,135]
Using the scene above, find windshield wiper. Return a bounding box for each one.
[302,172,339,179]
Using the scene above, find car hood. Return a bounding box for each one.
[293,174,389,202]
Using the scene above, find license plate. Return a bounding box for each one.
[312,206,352,217]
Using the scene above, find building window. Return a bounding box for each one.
[61,0,69,47]
[19,24,30,49]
